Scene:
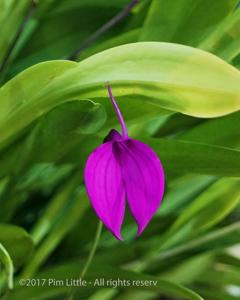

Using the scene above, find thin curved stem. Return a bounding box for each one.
[67,221,103,300]
[0,243,14,290]
[67,0,139,60]
[107,85,128,139]
[80,221,103,279]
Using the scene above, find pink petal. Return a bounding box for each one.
[84,142,125,240]
[113,139,165,236]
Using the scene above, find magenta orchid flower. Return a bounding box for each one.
[84,85,165,240]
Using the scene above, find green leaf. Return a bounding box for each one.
[180,111,240,149]
[140,137,240,177]
[198,287,238,300]
[0,0,15,24]
[55,134,240,179]
[87,266,205,300]
[216,253,240,269]
[158,175,216,216]
[52,0,131,14]
[0,242,14,289]
[0,60,77,148]
[30,174,86,245]
[21,181,90,277]
[199,8,240,62]
[0,99,105,182]
[0,224,34,268]
[163,178,240,245]
[154,113,202,138]
[160,253,213,285]
[143,177,239,256]
[150,222,240,262]
[198,267,240,286]
[9,2,124,75]
[21,100,106,165]
[1,42,240,150]
[0,0,31,63]
[139,0,237,46]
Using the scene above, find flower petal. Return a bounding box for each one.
[84,142,125,240]
[113,139,164,236]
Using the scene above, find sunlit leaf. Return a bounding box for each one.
[1,42,240,151]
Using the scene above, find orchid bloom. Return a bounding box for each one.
[84,85,165,240]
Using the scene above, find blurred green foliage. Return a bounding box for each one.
[0,0,239,299]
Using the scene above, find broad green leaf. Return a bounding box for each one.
[140,137,240,177]
[1,42,240,151]
[0,242,14,289]
[180,111,240,149]
[0,224,33,268]
[139,0,237,46]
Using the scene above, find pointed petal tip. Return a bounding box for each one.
[114,233,124,241]
[115,139,165,239]
[107,226,123,241]
[84,142,125,242]
[136,221,148,238]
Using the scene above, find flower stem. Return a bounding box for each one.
[107,85,128,139]
[67,221,103,300]
[80,221,103,278]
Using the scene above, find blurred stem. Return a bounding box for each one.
[80,221,103,278]
[67,0,139,61]
[67,220,103,300]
